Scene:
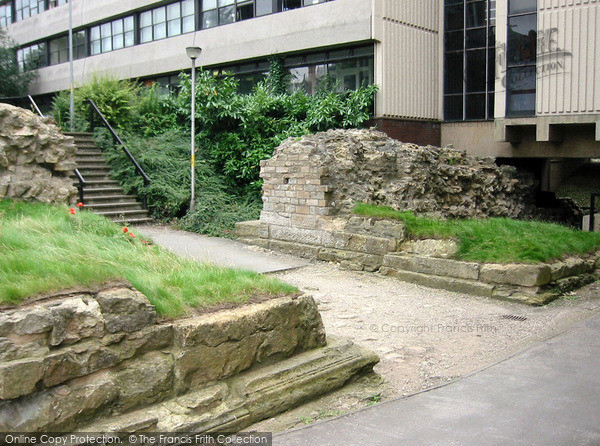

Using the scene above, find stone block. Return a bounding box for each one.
[95,287,157,333]
[238,237,270,249]
[480,263,552,287]
[549,257,594,281]
[0,357,44,400]
[322,231,396,255]
[291,214,317,229]
[382,254,480,280]
[400,239,459,259]
[318,248,383,272]
[345,216,405,240]
[380,267,494,297]
[270,225,323,245]
[260,211,291,226]
[234,220,269,238]
[269,240,321,258]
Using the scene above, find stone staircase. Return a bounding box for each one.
[67,132,153,224]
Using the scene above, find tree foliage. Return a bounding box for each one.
[0,29,37,98]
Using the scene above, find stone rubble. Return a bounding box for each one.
[0,103,77,204]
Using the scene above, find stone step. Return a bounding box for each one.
[86,202,143,212]
[75,149,105,157]
[84,179,120,187]
[74,162,110,170]
[84,194,140,205]
[99,209,151,223]
[83,186,126,196]
[75,336,378,435]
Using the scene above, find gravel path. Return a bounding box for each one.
[272,261,600,397]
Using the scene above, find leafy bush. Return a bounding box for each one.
[0,29,37,97]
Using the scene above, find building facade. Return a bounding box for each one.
[2,0,600,189]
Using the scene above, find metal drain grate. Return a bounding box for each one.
[500,315,528,322]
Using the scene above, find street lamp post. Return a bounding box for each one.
[186,46,202,214]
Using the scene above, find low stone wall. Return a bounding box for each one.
[0,103,77,204]
[236,217,599,305]
[0,285,377,432]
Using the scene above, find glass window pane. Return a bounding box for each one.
[91,40,101,55]
[202,0,217,10]
[507,14,537,65]
[140,11,152,27]
[113,35,124,50]
[140,27,152,43]
[153,7,166,22]
[506,65,536,115]
[202,10,218,28]
[182,0,195,15]
[102,37,112,52]
[466,49,486,92]
[466,28,486,48]
[488,92,494,118]
[124,31,135,47]
[466,93,485,119]
[445,31,464,51]
[167,3,181,19]
[182,15,195,32]
[112,19,123,34]
[219,5,235,24]
[509,0,536,15]
[219,0,235,6]
[445,4,464,31]
[154,22,167,39]
[101,23,112,38]
[256,0,273,16]
[168,19,181,36]
[444,95,463,120]
[237,3,254,20]
[466,1,486,27]
[124,16,135,31]
[444,52,463,94]
[90,26,101,41]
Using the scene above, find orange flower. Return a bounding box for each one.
[69,208,76,214]
[76,202,84,207]
[123,227,128,233]
[129,233,136,238]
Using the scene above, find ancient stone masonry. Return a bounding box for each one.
[0,285,378,433]
[237,129,599,304]
[260,129,537,221]
[0,103,77,204]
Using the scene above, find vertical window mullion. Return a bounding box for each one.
[462,0,467,120]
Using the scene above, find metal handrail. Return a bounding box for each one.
[28,95,44,117]
[86,98,150,188]
[74,168,86,204]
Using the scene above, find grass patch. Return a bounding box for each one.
[0,200,296,316]
[354,203,600,263]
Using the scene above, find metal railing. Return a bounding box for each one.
[587,193,600,232]
[86,98,150,208]
[28,95,44,117]
[74,168,87,204]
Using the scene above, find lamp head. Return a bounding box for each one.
[186,46,202,60]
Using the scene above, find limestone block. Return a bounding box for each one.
[234,220,269,238]
[0,357,45,400]
[549,257,594,281]
[382,254,480,280]
[480,263,552,287]
[400,239,459,259]
[260,211,291,226]
[318,248,383,272]
[268,240,321,258]
[322,231,396,255]
[270,225,323,245]
[95,287,156,333]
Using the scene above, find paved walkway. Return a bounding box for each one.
[276,312,600,446]
[136,225,308,273]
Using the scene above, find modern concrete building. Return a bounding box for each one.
[2,0,600,190]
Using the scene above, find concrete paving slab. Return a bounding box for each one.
[135,225,309,274]
[275,312,600,445]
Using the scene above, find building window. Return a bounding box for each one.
[15,0,45,21]
[91,15,135,54]
[48,0,67,8]
[141,0,194,42]
[443,0,495,121]
[0,3,11,27]
[506,0,536,117]
[49,35,68,65]
[17,42,47,70]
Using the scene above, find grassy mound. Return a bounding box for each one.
[354,203,600,263]
[0,200,296,316]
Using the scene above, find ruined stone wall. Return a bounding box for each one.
[0,103,77,204]
[0,286,329,432]
[260,129,537,222]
